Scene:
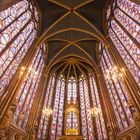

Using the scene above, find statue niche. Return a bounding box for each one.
[57,101,84,140]
[64,105,79,135]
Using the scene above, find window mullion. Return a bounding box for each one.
[15,50,42,125]
[104,49,130,126]
[80,80,88,138]
[21,59,44,128]
[40,77,53,138]
[116,6,140,26]
[0,20,31,57]
[0,29,33,80]
[110,27,139,69]
[91,77,104,138]
[0,8,29,33]
[23,56,43,112]
[54,80,62,138]
[114,17,140,47]
[83,80,90,140]
[102,54,125,129]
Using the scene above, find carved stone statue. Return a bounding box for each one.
[0,99,18,129]
[107,122,117,140]
[30,121,38,140]
[128,100,140,135]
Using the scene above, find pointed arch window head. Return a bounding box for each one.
[37,67,109,139]
[66,111,78,135]
[67,77,77,104]
[0,0,39,101]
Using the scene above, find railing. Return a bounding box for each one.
[117,125,137,140]
[0,123,29,140]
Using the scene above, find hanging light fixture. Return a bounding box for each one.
[90,107,101,118]
[105,66,125,82]
[19,66,38,81]
[42,107,53,117]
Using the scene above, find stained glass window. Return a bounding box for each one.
[0,0,38,102]
[107,0,140,86]
[99,43,133,131]
[66,112,78,130]
[89,75,107,139]
[12,44,45,129]
[50,76,65,139]
[37,75,55,139]
[67,77,77,104]
[79,76,94,140]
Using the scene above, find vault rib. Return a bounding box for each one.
[48,0,70,10]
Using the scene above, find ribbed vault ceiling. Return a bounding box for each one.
[36,0,107,71]
[50,57,94,78]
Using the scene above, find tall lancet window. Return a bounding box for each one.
[106,0,140,86]
[79,76,94,140]
[50,75,65,139]
[67,77,77,104]
[37,75,55,139]
[12,44,45,129]
[99,43,133,131]
[89,74,107,139]
[0,0,39,101]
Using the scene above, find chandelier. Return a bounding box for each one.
[105,66,125,82]
[42,107,53,117]
[90,107,101,118]
[19,66,38,81]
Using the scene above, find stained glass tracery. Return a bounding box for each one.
[67,77,77,104]
[106,0,140,87]
[0,0,139,139]
[99,43,133,130]
[79,76,94,140]
[50,76,65,139]
[37,75,55,139]
[12,45,45,129]
[66,112,78,129]
[89,75,107,139]
[0,0,39,102]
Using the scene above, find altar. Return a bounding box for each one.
[56,135,84,140]
[56,95,85,140]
